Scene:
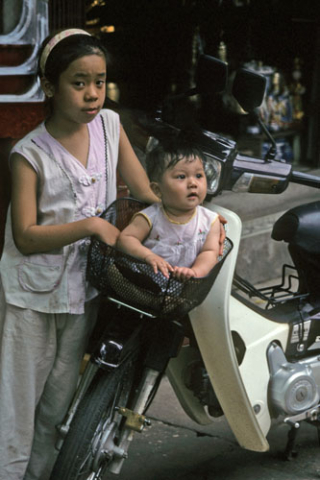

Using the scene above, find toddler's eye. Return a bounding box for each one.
[196,173,204,178]
[177,174,185,179]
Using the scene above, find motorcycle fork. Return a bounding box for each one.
[56,305,185,452]
[56,307,144,449]
[109,318,186,475]
[56,360,99,450]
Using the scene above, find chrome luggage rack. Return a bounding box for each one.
[233,264,309,310]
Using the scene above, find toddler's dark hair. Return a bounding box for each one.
[38,32,108,85]
[146,138,207,183]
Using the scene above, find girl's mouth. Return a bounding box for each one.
[84,107,99,115]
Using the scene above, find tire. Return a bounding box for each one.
[50,358,136,480]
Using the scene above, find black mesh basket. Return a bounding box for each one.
[87,198,233,320]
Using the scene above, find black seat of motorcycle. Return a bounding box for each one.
[272,201,320,254]
[272,201,320,300]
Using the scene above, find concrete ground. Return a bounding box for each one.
[114,376,320,480]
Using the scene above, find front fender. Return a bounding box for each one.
[190,205,269,452]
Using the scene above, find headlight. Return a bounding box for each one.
[203,156,222,195]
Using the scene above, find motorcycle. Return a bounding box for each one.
[49,55,320,480]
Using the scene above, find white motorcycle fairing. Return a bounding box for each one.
[167,204,289,452]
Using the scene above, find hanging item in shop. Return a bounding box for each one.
[266,71,293,132]
[289,57,306,121]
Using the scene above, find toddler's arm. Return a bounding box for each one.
[172,216,221,281]
[117,214,173,278]
[11,154,120,255]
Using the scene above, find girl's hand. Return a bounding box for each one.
[218,214,227,256]
[93,218,120,246]
[144,253,174,278]
[172,266,197,282]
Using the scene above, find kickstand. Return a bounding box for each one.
[283,424,299,460]
[305,418,320,446]
[315,422,320,447]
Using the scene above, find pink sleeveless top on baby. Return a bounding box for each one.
[138,203,219,268]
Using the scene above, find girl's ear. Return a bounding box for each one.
[150,181,162,199]
[41,77,55,98]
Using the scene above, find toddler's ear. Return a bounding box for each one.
[150,182,162,199]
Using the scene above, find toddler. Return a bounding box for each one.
[117,139,221,281]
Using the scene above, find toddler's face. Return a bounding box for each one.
[157,156,207,214]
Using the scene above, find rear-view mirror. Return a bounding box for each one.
[195,55,228,95]
[232,68,266,112]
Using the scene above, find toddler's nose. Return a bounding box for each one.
[188,177,197,187]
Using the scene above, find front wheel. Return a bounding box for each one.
[50,359,136,480]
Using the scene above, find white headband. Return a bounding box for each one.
[40,28,91,76]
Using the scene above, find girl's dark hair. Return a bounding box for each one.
[38,32,108,85]
[146,138,206,183]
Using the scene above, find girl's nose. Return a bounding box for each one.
[85,85,98,100]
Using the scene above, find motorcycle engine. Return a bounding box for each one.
[268,342,320,416]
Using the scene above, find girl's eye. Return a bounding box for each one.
[74,81,85,88]
[177,174,185,179]
[196,173,204,178]
[96,80,105,87]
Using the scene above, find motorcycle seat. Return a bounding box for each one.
[272,201,320,254]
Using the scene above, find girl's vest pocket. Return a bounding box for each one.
[18,253,65,293]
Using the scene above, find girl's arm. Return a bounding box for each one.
[218,215,227,256]
[117,214,173,278]
[117,125,159,204]
[11,154,119,255]
[173,217,221,281]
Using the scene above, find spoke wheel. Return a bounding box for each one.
[50,359,136,480]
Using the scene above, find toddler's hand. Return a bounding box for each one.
[172,266,196,282]
[218,214,227,256]
[144,253,173,278]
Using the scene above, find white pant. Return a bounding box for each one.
[0,283,99,480]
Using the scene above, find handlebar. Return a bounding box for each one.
[290,170,320,189]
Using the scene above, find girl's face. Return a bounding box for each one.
[154,156,207,215]
[48,53,107,125]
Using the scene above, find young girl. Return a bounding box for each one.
[117,140,221,281]
[0,29,158,480]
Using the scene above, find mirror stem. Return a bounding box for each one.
[253,109,277,162]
